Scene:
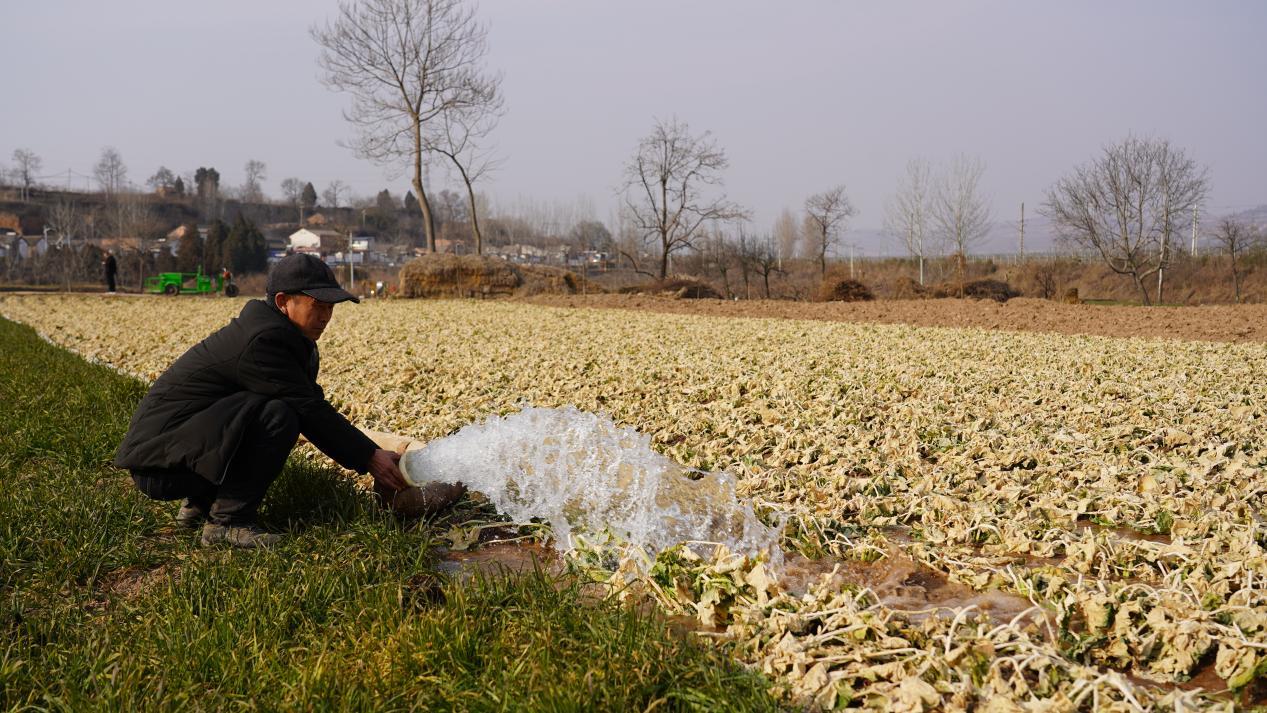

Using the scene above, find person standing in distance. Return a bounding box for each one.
[115,253,409,548]
[103,250,118,293]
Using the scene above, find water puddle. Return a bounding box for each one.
[435,541,560,582]
[1075,520,1172,544]
[779,550,1043,627]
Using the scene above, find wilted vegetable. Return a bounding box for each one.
[4,294,1264,710]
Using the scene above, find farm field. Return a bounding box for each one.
[523,294,1267,344]
[0,314,777,711]
[3,293,1267,710]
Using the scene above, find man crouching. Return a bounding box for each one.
[115,253,410,548]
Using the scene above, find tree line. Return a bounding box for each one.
[8,0,1263,303]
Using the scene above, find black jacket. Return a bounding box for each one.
[115,299,378,483]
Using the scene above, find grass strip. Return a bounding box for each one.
[0,316,778,712]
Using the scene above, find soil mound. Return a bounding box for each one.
[620,277,723,299]
[814,278,874,303]
[397,254,600,299]
[930,279,1019,302]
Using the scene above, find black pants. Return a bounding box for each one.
[106,273,116,292]
[131,399,300,525]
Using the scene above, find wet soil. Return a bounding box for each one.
[434,539,1042,628]
[522,294,1267,344]
[435,541,560,582]
[777,551,1043,628]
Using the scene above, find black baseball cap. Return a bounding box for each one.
[266,253,360,304]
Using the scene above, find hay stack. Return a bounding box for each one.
[0,212,21,234]
[814,278,874,302]
[891,277,930,300]
[397,253,600,298]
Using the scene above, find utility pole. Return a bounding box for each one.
[1019,202,1025,261]
[1190,205,1199,256]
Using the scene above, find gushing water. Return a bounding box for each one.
[402,406,781,561]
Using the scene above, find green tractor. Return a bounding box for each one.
[144,267,239,297]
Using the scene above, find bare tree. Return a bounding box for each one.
[739,232,782,299]
[146,166,177,194]
[94,147,128,197]
[772,207,800,267]
[243,160,267,203]
[12,148,42,201]
[47,199,82,291]
[804,185,856,278]
[700,227,736,298]
[1042,136,1207,305]
[280,177,305,222]
[621,117,746,280]
[612,207,655,277]
[883,157,932,285]
[322,179,349,209]
[1212,218,1261,303]
[425,101,503,254]
[110,193,157,290]
[313,0,500,253]
[734,230,755,299]
[931,155,992,295]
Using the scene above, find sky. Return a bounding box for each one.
[2,0,1265,254]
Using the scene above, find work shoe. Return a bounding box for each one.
[200,522,283,549]
[174,499,209,529]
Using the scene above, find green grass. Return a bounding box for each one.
[0,317,778,712]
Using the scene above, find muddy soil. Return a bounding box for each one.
[522,294,1267,344]
[777,551,1041,627]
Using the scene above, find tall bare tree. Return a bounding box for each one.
[280,177,305,223]
[621,117,746,280]
[883,157,932,285]
[700,227,738,299]
[243,160,267,203]
[804,185,856,278]
[425,101,503,254]
[1212,218,1260,303]
[12,148,42,202]
[47,199,82,291]
[111,193,157,290]
[931,155,992,295]
[772,207,800,267]
[312,0,500,253]
[322,179,349,209]
[1042,136,1207,305]
[94,147,128,197]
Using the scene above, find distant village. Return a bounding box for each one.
[0,211,614,272]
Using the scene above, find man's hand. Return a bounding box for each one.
[367,448,408,492]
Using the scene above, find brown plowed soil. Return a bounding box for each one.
[522,294,1267,344]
